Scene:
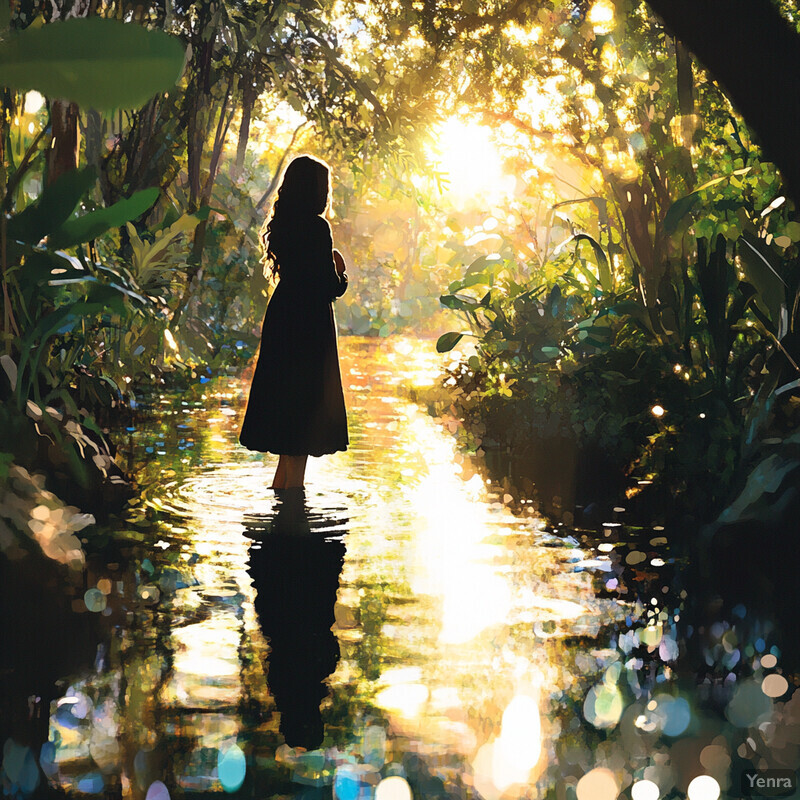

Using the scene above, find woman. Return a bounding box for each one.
[239,155,349,489]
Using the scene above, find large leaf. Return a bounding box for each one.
[663,167,751,235]
[7,167,97,244]
[610,299,656,337]
[465,255,504,279]
[738,230,786,325]
[696,235,734,371]
[566,233,612,292]
[436,332,465,352]
[16,302,105,402]
[128,210,208,284]
[0,18,185,110]
[50,187,160,248]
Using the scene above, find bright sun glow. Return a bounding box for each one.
[587,0,615,34]
[430,118,515,206]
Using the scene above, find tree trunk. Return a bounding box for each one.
[82,108,104,174]
[234,77,257,180]
[676,41,694,118]
[646,0,800,201]
[46,100,80,185]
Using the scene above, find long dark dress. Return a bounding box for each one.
[239,214,348,456]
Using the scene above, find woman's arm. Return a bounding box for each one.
[315,217,347,300]
[332,249,348,298]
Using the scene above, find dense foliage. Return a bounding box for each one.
[431,1,800,519]
[1,0,799,542]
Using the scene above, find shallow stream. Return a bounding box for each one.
[3,336,796,800]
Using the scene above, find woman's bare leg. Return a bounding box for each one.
[271,455,288,489]
[285,455,308,489]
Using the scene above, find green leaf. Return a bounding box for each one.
[0,18,186,110]
[610,300,656,337]
[465,255,503,277]
[8,167,97,244]
[738,231,786,323]
[663,168,752,235]
[567,234,612,292]
[436,332,464,352]
[663,192,701,237]
[0,451,13,479]
[440,293,478,310]
[784,221,800,242]
[50,187,159,248]
[16,303,102,400]
[128,211,205,284]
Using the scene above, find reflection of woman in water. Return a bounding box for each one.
[240,155,349,489]
[246,493,346,750]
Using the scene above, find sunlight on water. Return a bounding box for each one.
[35,336,629,798]
[402,413,514,645]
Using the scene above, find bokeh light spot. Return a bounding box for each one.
[24,91,45,114]
[375,776,412,800]
[77,773,104,793]
[726,679,772,727]
[587,0,615,34]
[584,684,624,728]
[761,673,789,698]
[217,744,246,792]
[84,587,107,612]
[687,775,720,800]
[653,695,691,737]
[632,779,660,800]
[576,767,618,800]
[334,764,361,800]
[145,780,171,800]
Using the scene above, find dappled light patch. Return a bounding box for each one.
[0,463,90,567]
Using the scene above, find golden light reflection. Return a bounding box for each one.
[495,694,543,785]
[404,415,513,644]
[42,337,632,796]
[504,22,542,46]
[373,683,430,718]
[167,620,243,710]
[472,694,544,800]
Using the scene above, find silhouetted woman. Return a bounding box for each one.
[240,155,349,489]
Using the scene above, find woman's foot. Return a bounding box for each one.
[271,454,307,489]
[285,455,308,489]
[271,454,288,489]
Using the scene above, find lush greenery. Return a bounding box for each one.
[431,0,800,519]
[2,0,800,550]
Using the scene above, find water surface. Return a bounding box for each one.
[6,336,794,800]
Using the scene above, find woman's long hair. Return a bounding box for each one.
[261,155,331,278]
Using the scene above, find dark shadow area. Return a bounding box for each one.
[245,489,348,751]
[0,551,102,796]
